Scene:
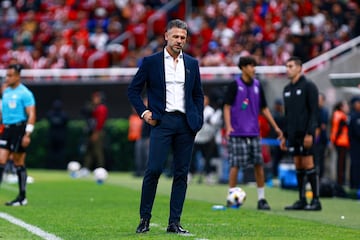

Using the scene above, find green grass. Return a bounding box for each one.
[0,170,359,240]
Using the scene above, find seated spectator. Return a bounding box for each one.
[89,25,109,51]
[201,41,225,66]
[0,0,360,69]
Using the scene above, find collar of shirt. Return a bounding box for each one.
[164,48,183,61]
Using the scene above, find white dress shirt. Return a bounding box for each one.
[164,48,186,113]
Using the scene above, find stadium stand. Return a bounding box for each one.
[0,0,360,70]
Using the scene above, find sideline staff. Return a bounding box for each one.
[280,57,321,211]
[0,64,36,206]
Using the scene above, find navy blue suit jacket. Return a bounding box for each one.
[128,51,204,133]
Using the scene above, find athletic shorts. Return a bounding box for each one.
[287,134,314,156]
[228,136,263,168]
[0,122,27,153]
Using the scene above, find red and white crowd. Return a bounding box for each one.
[0,0,359,69]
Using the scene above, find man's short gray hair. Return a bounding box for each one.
[166,19,188,32]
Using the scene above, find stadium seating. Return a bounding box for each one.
[0,0,359,69]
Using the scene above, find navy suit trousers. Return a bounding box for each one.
[139,112,195,224]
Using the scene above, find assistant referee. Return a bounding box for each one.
[0,64,36,206]
[280,56,321,211]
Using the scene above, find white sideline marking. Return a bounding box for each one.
[0,212,63,240]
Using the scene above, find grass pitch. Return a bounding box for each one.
[0,170,359,239]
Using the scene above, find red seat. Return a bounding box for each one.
[0,38,12,51]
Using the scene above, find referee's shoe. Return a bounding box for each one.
[304,198,322,211]
[5,196,28,206]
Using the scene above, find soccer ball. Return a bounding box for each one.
[67,161,81,172]
[93,167,108,184]
[67,161,81,178]
[227,187,246,208]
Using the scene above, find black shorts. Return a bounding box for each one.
[0,122,26,153]
[287,134,314,156]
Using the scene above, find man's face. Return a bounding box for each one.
[286,60,301,80]
[241,64,256,79]
[165,27,187,56]
[354,101,360,112]
[92,94,101,105]
[5,68,20,87]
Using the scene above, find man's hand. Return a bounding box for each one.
[143,111,157,126]
[225,126,234,138]
[280,137,287,151]
[22,134,31,148]
[303,134,313,149]
[275,128,283,140]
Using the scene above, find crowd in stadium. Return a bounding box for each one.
[0,0,360,69]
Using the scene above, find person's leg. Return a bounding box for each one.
[93,131,105,168]
[252,138,270,210]
[254,164,267,202]
[0,148,11,185]
[228,167,239,187]
[303,154,321,210]
[83,139,93,170]
[306,167,319,199]
[228,137,244,188]
[139,114,174,222]
[14,156,27,199]
[6,152,28,206]
[0,165,3,183]
[285,156,308,210]
[254,164,265,188]
[169,114,194,225]
[16,165,27,198]
[336,146,347,186]
[296,168,307,201]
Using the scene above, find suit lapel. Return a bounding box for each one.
[183,54,191,90]
[159,51,165,86]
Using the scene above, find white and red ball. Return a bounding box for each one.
[227,187,246,208]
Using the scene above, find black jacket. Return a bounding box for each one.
[283,75,319,138]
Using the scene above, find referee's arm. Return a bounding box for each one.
[25,105,36,136]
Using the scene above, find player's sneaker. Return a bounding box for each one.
[284,199,307,210]
[5,196,28,206]
[257,199,271,210]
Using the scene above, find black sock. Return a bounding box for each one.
[16,166,27,199]
[296,169,306,201]
[0,165,4,184]
[306,168,319,199]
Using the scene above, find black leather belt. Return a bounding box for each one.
[4,122,26,128]
[166,111,185,115]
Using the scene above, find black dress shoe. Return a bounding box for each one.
[136,218,150,233]
[166,223,190,234]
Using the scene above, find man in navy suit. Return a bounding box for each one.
[128,19,204,234]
